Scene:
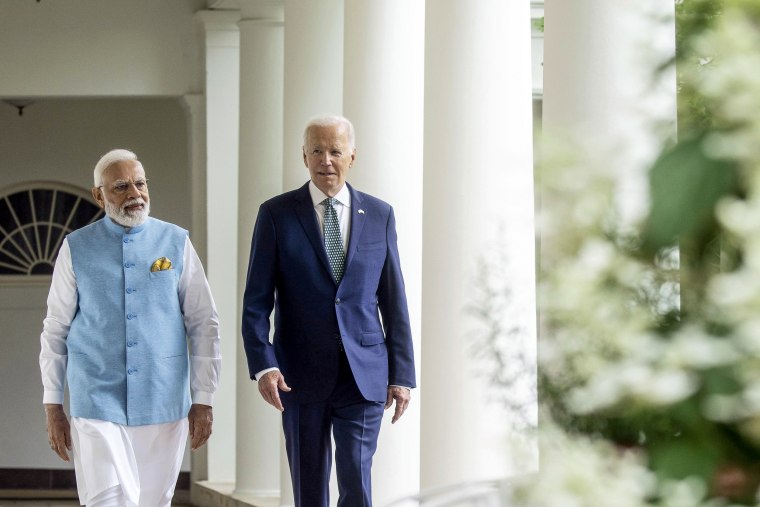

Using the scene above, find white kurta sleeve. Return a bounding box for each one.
[40,239,78,405]
[178,236,221,406]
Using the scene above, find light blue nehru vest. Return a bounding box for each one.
[67,217,190,426]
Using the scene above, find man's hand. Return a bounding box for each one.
[188,404,213,450]
[258,370,291,411]
[45,403,71,462]
[385,386,411,424]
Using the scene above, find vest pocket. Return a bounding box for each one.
[149,269,176,281]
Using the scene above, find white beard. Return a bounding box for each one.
[104,198,150,228]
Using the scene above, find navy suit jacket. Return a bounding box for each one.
[242,182,416,403]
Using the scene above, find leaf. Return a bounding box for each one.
[642,136,739,253]
[648,435,722,482]
[702,366,743,396]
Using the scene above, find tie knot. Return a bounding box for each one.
[322,197,337,208]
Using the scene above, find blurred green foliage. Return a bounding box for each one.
[532,16,544,33]
[675,0,723,137]
[538,1,760,503]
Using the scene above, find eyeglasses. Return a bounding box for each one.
[99,179,149,195]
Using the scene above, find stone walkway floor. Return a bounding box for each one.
[0,502,79,506]
[0,497,190,506]
[0,501,191,506]
[0,487,191,506]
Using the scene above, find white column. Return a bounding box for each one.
[542,0,677,220]
[180,94,207,264]
[282,0,344,190]
[180,92,209,486]
[342,1,424,504]
[421,0,538,490]
[235,0,284,499]
[278,3,344,501]
[195,10,241,484]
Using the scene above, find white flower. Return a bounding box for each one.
[658,477,711,507]
[734,319,760,354]
[707,270,760,313]
[633,369,699,406]
[504,426,657,507]
[662,328,740,369]
[715,197,760,236]
[702,394,745,423]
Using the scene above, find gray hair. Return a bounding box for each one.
[303,115,355,150]
[93,149,139,187]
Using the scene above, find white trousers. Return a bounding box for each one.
[87,485,125,507]
[70,417,188,507]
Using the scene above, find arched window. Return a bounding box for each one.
[0,182,104,276]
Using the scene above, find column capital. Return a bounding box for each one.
[531,0,544,13]
[196,9,242,31]
[207,0,240,8]
[239,0,283,21]
[196,10,241,48]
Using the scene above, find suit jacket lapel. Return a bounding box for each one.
[294,183,334,280]
[344,184,365,274]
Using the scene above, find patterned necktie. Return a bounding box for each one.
[322,197,345,283]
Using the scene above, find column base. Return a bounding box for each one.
[191,481,280,507]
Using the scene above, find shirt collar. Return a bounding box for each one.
[309,180,351,208]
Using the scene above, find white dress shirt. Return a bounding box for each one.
[40,235,221,407]
[309,180,351,254]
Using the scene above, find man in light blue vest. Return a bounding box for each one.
[40,149,221,507]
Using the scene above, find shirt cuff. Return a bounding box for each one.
[389,385,412,390]
[43,390,64,405]
[254,367,280,381]
[192,390,215,407]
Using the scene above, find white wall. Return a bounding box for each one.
[0,0,206,97]
[0,98,192,228]
[0,98,191,469]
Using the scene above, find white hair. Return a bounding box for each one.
[93,149,139,187]
[303,115,355,150]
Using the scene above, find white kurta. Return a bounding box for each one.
[71,417,188,507]
[40,234,221,506]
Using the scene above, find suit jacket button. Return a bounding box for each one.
[335,298,341,305]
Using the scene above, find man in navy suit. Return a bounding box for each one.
[242,115,416,506]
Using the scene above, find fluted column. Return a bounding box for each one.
[195,10,241,485]
[278,2,344,502]
[421,0,538,490]
[542,0,677,219]
[342,1,424,504]
[235,0,284,499]
[282,0,344,190]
